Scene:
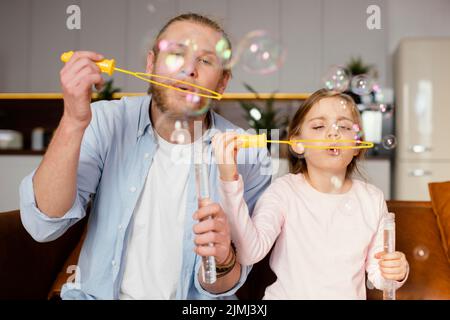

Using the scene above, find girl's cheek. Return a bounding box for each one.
[343,129,356,138]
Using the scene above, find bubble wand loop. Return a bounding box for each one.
[238,134,374,150]
[60,51,223,100]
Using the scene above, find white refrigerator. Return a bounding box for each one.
[394,38,450,201]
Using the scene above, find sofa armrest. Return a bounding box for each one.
[367,201,450,300]
[0,210,87,299]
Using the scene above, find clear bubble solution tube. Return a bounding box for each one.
[383,212,396,300]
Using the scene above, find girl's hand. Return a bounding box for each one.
[212,132,243,181]
[375,251,408,281]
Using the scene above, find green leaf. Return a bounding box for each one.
[243,83,260,99]
[238,84,289,140]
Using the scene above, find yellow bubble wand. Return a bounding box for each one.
[60,51,223,100]
[238,134,374,149]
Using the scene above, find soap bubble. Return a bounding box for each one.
[351,74,374,96]
[352,124,361,132]
[366,278,375,290]
[378,103,388,113]
[382,135,397,150]
[352,123,365,140]
[338,98,348,110]
[322,66,350,92]
[369,102,393,116]
[413,245,430,261]
[374,87,394,104]
[157,38,201,74]
[152,38,214,117]
[170,119,191,144]
[290,141,305,157]
[249,108,262,121]
[292,142,305,155]
[372,82,381,93]
[158,39,170,51]
[340,198,355,215]
[215,37,235,69]
[331,123,339,132]
[157,39,185,74]
[366,102,392,115]
[151,112,195,163]
[237,30,286,75]
[146,3,156,13]
[184,95,211,117]
[153,112,192,145]
[331,175,343,191]
[164,54,184,73]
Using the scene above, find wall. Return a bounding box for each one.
[1,0,448,94]
[0,155,42,212]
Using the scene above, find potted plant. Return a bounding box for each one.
[238,83,289,153]
[93,79,121,101]
[345,56,378,104]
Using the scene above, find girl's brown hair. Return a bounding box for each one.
[288,88,366,178]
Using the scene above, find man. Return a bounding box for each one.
[19,13,271,299]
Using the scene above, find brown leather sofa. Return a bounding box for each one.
[1,183,449,300]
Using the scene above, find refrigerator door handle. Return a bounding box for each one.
[408,169,432,177]
[408,145,432,153]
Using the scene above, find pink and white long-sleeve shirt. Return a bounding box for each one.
[219,173,407,299]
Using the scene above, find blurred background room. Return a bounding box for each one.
[0,0,450,300]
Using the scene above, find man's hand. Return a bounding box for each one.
[193,199,232,265]
[60,51,105,130]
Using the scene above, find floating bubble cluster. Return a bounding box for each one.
[322,66,350,92]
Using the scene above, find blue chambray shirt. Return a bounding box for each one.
[19,95,272,300]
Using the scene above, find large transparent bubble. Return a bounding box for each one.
[350,74,374,96]
[236,30,286,75]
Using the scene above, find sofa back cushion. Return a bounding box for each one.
[0,210,86,299]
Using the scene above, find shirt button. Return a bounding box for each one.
[129,186,136,193]
[137,129,143,135]
[144,153,150,159]
[111,260,116,267]
[118,224,122,230]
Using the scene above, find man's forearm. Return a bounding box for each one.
[33,116,86,218]
[198,261,242,294]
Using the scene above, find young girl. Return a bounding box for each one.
[208,89,409,299]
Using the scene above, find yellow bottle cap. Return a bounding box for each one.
[60,51,116,76]
[238,134,267,148]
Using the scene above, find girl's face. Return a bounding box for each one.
[297,97,360,174]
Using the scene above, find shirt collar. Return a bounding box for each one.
[137,94,154,139]
[203,111,216,144]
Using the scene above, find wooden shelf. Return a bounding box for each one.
[0,149,45,156]
[0,92,310,101]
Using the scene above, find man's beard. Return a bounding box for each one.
[148,83,214,121]
[149,84,171,114]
